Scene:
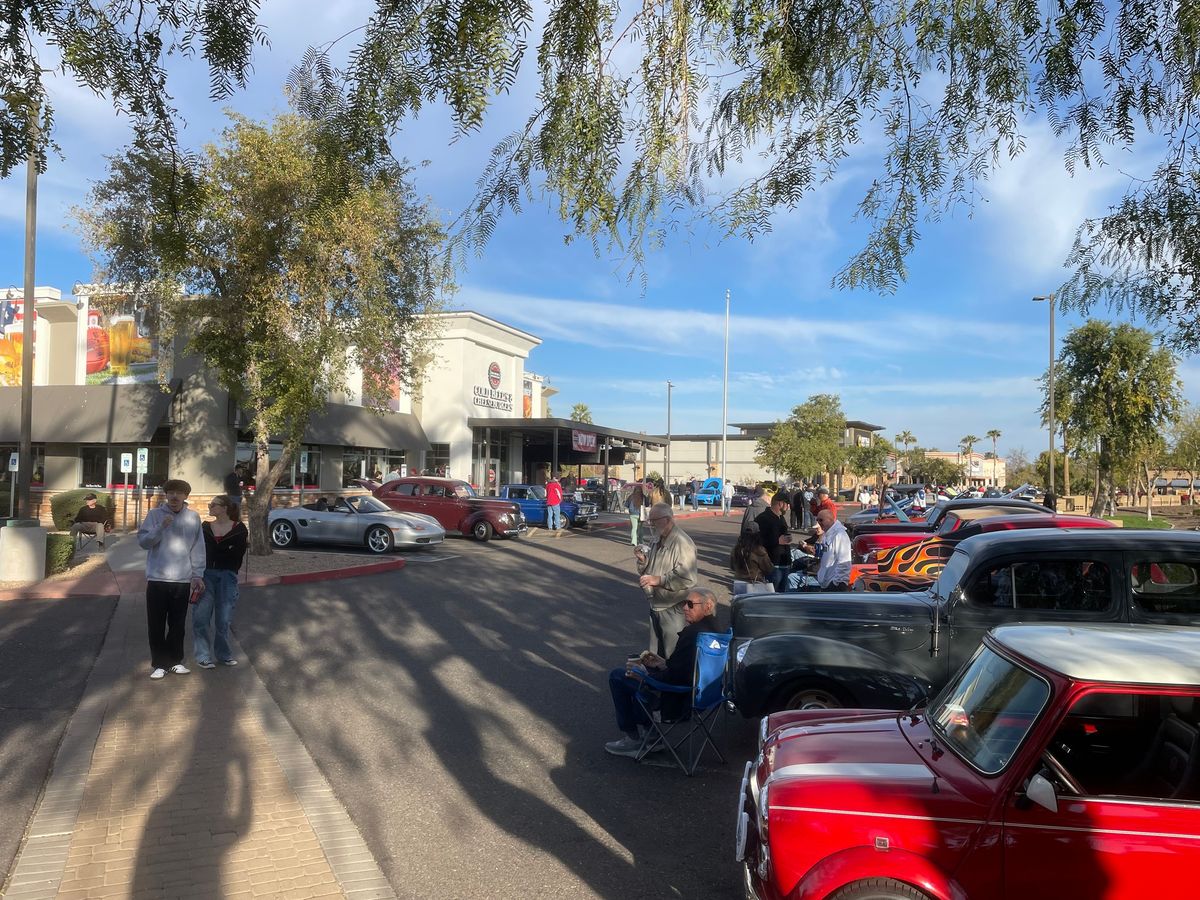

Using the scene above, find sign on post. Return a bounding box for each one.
[135,447,149,473]
[299,451,309,473]
[7,452,16,473]
[120,453,133,474]
[400,464,408,478]
[6,452,15,519]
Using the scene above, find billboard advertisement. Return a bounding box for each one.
[84,295,161,384]
[0,295,31,386]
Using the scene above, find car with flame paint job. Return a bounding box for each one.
[737,623,1200,900]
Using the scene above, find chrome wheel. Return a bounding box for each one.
[271,520,295,547]
[365,525,393,554]
[784,687,842,711]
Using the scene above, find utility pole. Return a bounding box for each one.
[1033,294,1056,498]
[665,380,673,488]
[17,118,39,521]
[721,289,730,487]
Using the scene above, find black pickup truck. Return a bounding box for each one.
[728,529,1200,716]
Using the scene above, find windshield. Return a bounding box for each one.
[529,485,547,500]
[929,646,1050,775]
[350,496,390,514]
[452,481,477,499]
[932,548,971,601]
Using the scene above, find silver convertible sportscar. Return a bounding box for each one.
[268,495,446,553]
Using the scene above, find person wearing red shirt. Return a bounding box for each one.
[810,485,838,521]
[545,473,564,530]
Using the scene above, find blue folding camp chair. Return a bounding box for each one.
[633,629,732,776]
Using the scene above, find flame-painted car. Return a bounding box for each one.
[738,623,1200,900]
[851,503,1049,562]
[268,495,445,553]
[851,513,1116,591]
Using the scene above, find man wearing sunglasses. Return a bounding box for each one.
[634,502,699,657]
[604,588,719,757]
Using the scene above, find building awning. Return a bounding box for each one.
[0,382,178,443]
[303,403,430,451]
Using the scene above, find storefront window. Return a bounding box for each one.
[425,443,450,477]
[0,444,45,488]
[471,433,509,495]
[235,439,320,490]
[342,448,406,486]
[79,434,170,490]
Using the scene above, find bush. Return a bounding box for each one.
[49,489,115,530]
[46,533,75,576]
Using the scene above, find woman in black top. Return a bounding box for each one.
[192,494,249,668]
[729,523,774,583]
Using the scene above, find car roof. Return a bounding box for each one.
[991,624,1200,687]
[963,513,1113,535]
[956,527,1200,554]
[949,505,1044,523]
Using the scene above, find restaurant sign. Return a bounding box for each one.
[572,429,597,452]
[473,360,513,411]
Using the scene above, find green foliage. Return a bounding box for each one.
[570,403,594,424]
[959,434,981,457]
[1056,321,1182,513]
[45,533,75,576]
[76,111,451,554]
[1,1,266,179]
[49,490,114,530]
[905,450,965,486]
[1114,514,1172,531]
[1172,405,1200,482]
[755,394,846,481]
[847,441,889,478]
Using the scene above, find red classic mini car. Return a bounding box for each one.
[738,623,1200,900]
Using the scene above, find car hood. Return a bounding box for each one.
[466,497,522,513]
[760,711,982,831]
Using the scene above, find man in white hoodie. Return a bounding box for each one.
[137,478,207,680]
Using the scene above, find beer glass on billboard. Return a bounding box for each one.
[108,315,136,377]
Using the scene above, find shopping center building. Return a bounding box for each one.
[0,288,665,525]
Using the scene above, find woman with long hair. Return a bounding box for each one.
[730,523,774,583]
[193,494,249,668]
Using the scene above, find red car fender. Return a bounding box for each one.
[791,846,963,900]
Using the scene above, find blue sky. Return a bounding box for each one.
[3,0,1197,458]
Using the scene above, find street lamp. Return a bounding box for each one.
[1033,294,1056,497]
[665,380,674,488]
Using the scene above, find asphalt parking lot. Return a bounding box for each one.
[235,515,756,899]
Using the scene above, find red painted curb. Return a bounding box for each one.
[242,558,407,587]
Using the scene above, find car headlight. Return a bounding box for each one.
[500,513,512,523]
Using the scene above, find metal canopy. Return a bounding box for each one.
[0,381,179,443]
[466,417,667,449]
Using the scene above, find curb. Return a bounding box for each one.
[0,557,408,601]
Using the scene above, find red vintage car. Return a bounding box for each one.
[851,505,1048,562]
[850,513,1116,591]
[738,623,1200,900]
[373,476,526,541]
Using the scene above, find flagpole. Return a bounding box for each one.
[721,289,729,490]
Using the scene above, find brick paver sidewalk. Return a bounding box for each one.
[3,591,395,900]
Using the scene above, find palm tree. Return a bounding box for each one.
[986,429,1002,484]
[895,430,916,478]
[959,434,981,486]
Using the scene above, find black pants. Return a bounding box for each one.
[146,581,190,669]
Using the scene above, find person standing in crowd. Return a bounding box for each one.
[721,478,734,516]
[545,472,564,530]
[857,484,870,506]
[741,484,769,529]
[913,484,927,513]
[690,477,701,511]
[137,479,206,680]
[789,484,804,529]
[811,485,837,520]
[755,491,793,589]
[649,477,670,508]
[223,465,244,514]
[729,522,773,583]
[634,503,699,658]
[603,587,720,757]
[626,482,645,546]
[193,494,249,668]
[70,493,112,548]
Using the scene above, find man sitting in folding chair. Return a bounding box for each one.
[605,587,724,771]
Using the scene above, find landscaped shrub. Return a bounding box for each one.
[46,533,75,576]
[50,490,115,530]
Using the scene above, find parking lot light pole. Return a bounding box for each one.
[16,124,39,522]
[1033,294,1056,497]
[665,381,673,488]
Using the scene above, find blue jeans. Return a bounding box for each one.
[629,514,640,545]
[547,504,562,530]
[193,569,239,664]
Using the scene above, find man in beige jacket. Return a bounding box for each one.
[635,502,699,657]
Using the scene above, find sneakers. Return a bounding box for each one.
[197,660,216,669]
[220,659,238,666]
[169,664,190,675]
[150,668,166,680]
[604,736,644,758]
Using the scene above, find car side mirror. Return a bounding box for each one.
[1025,773,1058,813]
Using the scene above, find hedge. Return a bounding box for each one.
[49,489,115,530]
[46,533,75,576]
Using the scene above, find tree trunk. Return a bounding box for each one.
[245,422,300,556]
[1143,460,1153,521]
[1090,438,1108,518]
[1062,426,1070,496]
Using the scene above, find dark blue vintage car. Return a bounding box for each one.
[497,484,599,528]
